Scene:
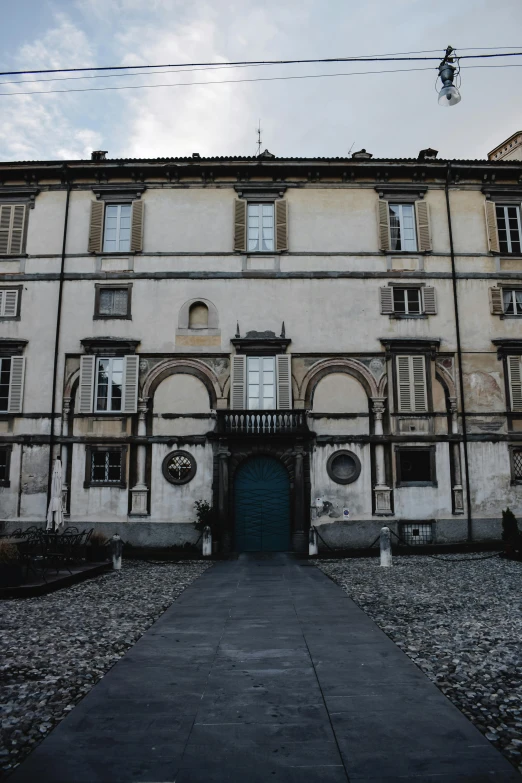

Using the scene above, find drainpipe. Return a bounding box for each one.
[46,175,71,504]
[445,162,473,541]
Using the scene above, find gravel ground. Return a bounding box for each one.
[0,560,210,777]
[318,553,522,775]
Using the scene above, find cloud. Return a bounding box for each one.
[0,13,103,160]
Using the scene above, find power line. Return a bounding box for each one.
[1,50,522,78]
[1,61,521,98]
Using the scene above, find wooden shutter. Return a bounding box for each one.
[122,355,139,413]
[230,355,246,409]
[233,200,247,252]
[276,354,292,409]
[485,200,500,253]
[8,356,25,413]
[275,200,288,251]
[397,355,427,412]
[377,200,390,251]
[88,201,104,253]
[412,355,427,412]
[78,355,95,413]
[415,201,432,252]
[508,356,522,412]
[380,287,394,314]
[130,201,144,252]
[489,287,504,315]
[3,289,18,317]
[0,204,26,255]
[423,287,437,315]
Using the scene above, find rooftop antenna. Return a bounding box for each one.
[348,141,355,157]
[256,119,262,156]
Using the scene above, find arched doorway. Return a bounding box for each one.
[234,456,290,552]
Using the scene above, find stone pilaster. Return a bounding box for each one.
[371,397,393,516]
[130,397,149,516]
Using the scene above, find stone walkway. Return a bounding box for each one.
[8,554,519,782]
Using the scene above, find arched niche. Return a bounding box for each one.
[301,359,378,408]
[188,301,209,329]
[143,359,221,409]
[312,373,369,414]
[153,373,211,415]
[178,298,219,330]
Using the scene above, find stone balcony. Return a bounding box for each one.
[216,409,308,436]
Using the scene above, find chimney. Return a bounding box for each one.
[351,148,373,159]
[192,152,201,158]
[418,148,438,161]
[91,150,108,161]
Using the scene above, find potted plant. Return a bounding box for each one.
[86,531,109,562]
[193,500,218,550]
[0,542,23,587]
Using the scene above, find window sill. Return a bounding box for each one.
[0,316,21,322]
[93,315,132,320]
[396,481,438,488]
[390,314,427,320]
[84,482,126,489]
[93,251,137,257]
[500,315,522,319]
[0,254,28,260]
[0,481,10,488]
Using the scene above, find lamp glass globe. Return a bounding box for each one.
[438,85,461,106]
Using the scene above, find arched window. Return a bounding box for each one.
[188,301,209,329]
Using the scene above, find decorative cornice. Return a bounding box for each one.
[492,338,522,358]
[0,186,40,208]
[80,337,140,355]
[380,337,441,360]
[234,183,287,199]
[0,338,28,355]
[232,330,291,355]
[92,184,146,202]
[375,183,428,201]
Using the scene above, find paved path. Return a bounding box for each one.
[9,554,519,782]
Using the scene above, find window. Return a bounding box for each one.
[389,204,417,252]
[103,204,132,252]
[496,205,522,254]
[0,446,11,486]
[95,286,131,319]
[0,358,11,411]
[0,204,27,255]
[507,356,522,412]
[510,447,522,483]
[396,355,428,413]
[396,447,436,486]
[0,288,21,319]
[400,522,433,545]
[85,446,126,487]
[503,289,522,316]
[95,357,123,412]
[247,203,274,252]
[162,450,197,485]
[247,357,276,410]
[394,287,421,315]
[326,450,362,485]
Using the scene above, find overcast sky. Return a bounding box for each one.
[0,0,521,162]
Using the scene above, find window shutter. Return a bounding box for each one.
[377,200,390,251]
[8,356,25,414]
[230,355,246,409]
[0,205,27,255]
[415,201,432,252]
[276,354,292,409]
[508,356,522,412]
[88,201,104,253]
[489,287,504,315]
[130,201,144,252]
[485,200,500,253]
[423,287,437,315]
[412,355,427,412]
[275,200,288,252]
[78,355,95,413]
[122,355,139,413]
[397,355,427,412]
[233,200,247,252]
[380,287,394,314]
[2,289,18,317]
[397,356,412,412]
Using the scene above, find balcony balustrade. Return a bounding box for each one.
[217,409,307,436]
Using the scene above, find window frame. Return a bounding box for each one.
[0,356,12,413]
[0,202,29,257]
[94,284,132,320]
[247,355,276,410]
[0,444,12,487]
[389,203,418,253]
[247,202,275,254]
[94,356,125,413]
[509,445,522,485]
[496,204,522,255]
[393,354,430,414]
[502,288,522,317]
[392,286,423,316]
[162,450,197,485]
[395,446,437,488]
[102,203,132,253]
[0,286,22,320]
[84,445,127,488]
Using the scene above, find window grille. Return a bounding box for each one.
[99,288,128,316]
[512,449,522,481]
[91,450,122,483]
[401,523,433,545]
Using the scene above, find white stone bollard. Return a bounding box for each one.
[111,534,123,571]
[308,526,318,557]
[380,526,392,567]
[202,526,212,557]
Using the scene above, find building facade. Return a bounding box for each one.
[0,148,521,550]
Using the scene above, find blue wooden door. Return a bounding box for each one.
[234,457,290,552]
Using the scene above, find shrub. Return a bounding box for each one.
[193,500,218,534]
[0,541,19,564]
